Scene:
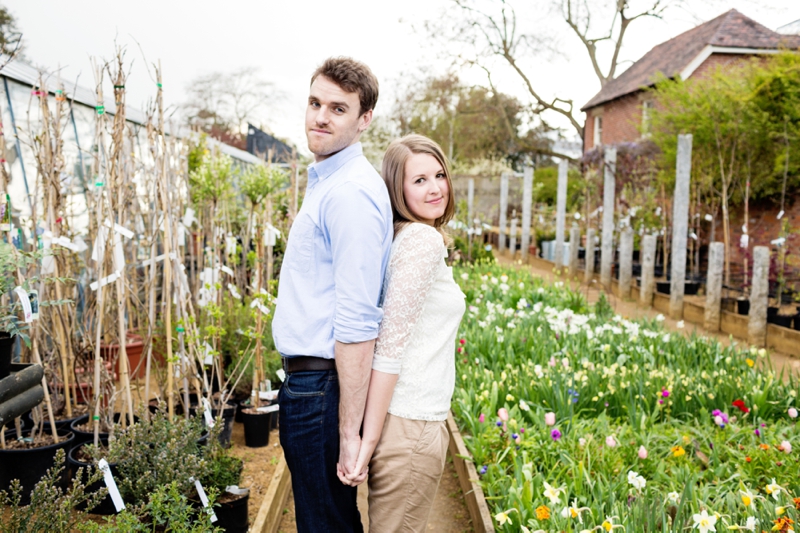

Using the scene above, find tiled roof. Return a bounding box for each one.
[581,9,800,111]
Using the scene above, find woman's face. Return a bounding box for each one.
[402,152,449,225]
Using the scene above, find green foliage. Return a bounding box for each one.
[452,264,799,531]
[0,449,106,533]
[201,441,243,491]
[0,242,71,342]
[188,153,236,206]
[239,165,289,206]
[531,166,585,208]
[78,482,222,533]
[92,409,208,505]
[451,233,496,265]
[649,52,800,203]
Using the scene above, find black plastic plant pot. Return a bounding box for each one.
[737,299,750,315]
[684,282,700,295]
[70,413,139,448]
[656,281,671,295]
[0,427,74,505]
[241,409,272,448]
[215,492,250,533]
[0,332,14,381]
[768,307,779,319]
[67,438,121,515]
[189,401,236,448]
[770,313,794,328]
[793,314,800,332]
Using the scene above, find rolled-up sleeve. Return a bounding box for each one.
[324,181,389,344]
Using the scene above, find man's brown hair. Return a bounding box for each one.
[311,57,379,116]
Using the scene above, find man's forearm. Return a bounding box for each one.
[335,339,375,439]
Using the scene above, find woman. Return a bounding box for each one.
[339,134,466,531]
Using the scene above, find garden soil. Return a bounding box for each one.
[277,454,474,532]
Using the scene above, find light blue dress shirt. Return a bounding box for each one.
[272,143,393,359]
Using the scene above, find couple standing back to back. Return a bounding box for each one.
[272,57,466,532]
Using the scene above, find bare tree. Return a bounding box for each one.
[448,0,673,141]
[181,67,277,144]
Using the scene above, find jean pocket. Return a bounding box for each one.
[283,372,329,398]
[285,215,316,273]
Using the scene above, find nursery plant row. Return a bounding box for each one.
[451,263,799,532]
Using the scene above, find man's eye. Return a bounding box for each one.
[335,107,345,113]
[310,102,320,108]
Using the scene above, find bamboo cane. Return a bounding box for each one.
[155,63,175,421]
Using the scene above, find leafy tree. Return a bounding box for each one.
[0,5,22,59]
[386,73,551,167]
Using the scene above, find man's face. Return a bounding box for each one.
[306,75,372,162]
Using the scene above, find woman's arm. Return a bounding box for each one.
[337,224,445,486]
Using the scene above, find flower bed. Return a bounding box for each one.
[452,265,799,532]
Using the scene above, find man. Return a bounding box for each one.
[272,57,392,532]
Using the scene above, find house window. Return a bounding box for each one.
[593,115,603,147]
[642,100,654,136]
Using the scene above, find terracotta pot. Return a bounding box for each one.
[100,334,156,379]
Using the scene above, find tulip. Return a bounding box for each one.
[478,413,485,423]
[789,407,798,419]
[545,412,556,426]
[605,435,617,448]
[780,440,792,454]
[638,445,648,459]
[498,408,509,422]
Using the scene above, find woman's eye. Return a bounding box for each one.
[415,177,425,184]
[436,173,445,178]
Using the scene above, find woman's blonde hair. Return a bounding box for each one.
[381,134,455,238]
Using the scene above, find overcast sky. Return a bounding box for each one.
[7,0,799,153]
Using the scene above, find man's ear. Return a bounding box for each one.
[358,109,374,133]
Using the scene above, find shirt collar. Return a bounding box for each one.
[308,142,363,186]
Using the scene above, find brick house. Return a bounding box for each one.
[581,9,800,152]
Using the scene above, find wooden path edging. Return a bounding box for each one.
[251,454,292,533]
[447,411,495,533]
[254,418,494,532]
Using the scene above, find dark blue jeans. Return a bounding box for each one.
[279,369,363,533]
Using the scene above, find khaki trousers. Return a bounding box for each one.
[367,414,449,532]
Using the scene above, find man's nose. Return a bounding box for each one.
[315,107,330,125]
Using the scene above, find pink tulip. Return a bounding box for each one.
[789,407,798,419]
[606,435,617,448]
[545,412,556,426]
[638,445,648,459]
[781,440,792,454]
[478,413,485,423]
[498,408,509,422]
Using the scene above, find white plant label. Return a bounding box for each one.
[228,283,241,300]
[203,342,214,366]
[190,477,218,523]
[224,485,249,496]
[111,222,134,240]
[704,214,713,222]
[13,287,32,323]
[264,224,281,247]
[99,459,125,512]
[259,390,279,401]
[778,210,785,220]
[182,207,196,227]
[740,234,749,248]
[73,235,89,252]
[178,223,186,247]
[226,235,237,257]
[91,226,108,263]
[220,265,234,277]
[113,236,125,274]
[90,271,120,291]
[53,236,79,252]
[256,403,280,414]
[201,397,215,428]
[28,290,39,321]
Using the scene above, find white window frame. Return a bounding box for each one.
[593,115,603,147]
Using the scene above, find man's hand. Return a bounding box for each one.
[337,436,368,486]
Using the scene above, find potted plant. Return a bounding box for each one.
[201,438,249,533]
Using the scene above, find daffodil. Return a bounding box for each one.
[494,508,517,526]
[741,488,755,507]
[543,481,564,504]
[765,479,783,501]
[693,509,717,533]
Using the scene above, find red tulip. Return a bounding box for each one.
[732,399,750,413]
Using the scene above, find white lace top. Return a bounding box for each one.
[372,223,466,421]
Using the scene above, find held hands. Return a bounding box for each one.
[336,435,372,487]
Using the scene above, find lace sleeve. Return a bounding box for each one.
[372,224,445,374]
